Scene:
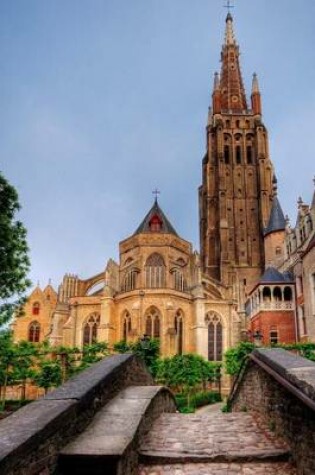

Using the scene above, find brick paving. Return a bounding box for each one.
[138,413,297,474]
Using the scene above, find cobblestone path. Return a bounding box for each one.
[138,413,297,474]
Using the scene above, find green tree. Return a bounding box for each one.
[34,360,62,395]
[79,342,109,371]
[224,342,256,376]
[10,340,38,401]
[0,331,16,410]
[0,172,31,326]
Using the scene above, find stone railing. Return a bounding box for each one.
[229,348,315,475]
[0,354,158,475]
[249,301,294,318]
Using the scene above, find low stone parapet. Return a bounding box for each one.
[0,354,154,475]
[229,348,315,475]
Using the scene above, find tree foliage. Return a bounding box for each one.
[0,172,31,326]
[156,354,221,393]
[114,338,160,375]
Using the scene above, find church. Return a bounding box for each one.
[13,13,314,360]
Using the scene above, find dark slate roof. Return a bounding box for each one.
[260,267,294,284]
[264,196,286,236]
[134,200,178,236]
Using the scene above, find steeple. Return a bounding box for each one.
[219,13,248,112]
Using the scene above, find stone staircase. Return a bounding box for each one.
[138,412,297,475]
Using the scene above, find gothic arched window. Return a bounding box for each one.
[175,311,184,355]
[122,311,132,341]
[145,308,161,339]
[206,313,223,361]
[145,253,166,288]
[172,269,186,292]
[29,321,40,342]
[83,313,100,346]
[123,269,138,292]
[32,302,40,315]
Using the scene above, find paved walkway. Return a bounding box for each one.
[138,412,297,474]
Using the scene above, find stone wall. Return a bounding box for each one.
[229,348,315,475]
[0,354,155,475]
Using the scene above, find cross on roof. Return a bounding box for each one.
[224,0,234,13]
[152,188,160,201]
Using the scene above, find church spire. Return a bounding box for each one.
[225,12,236,46]
[219,13,248,112]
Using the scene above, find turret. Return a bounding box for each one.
[212,72,221,114]
[251,73,262,116]
[264,176,286,268]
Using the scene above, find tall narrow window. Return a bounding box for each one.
[224,146,230,164]
[145,308,160,339]
[270,328,278,344]
[236,146,242,164]
[145,253,166,288]
[246,145,253,164]
[83,314,100,345]
[122,312,132,341]
[175,311,184,355]
[173,269,185,292]
[29,321,40,342]
[123,269,138,292]
[32,302,40,315]
[206,313,223,361]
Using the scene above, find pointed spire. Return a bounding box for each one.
[212,72,222,114]
[225,13,236,45]
[213,72,220,91]
[251,73,262,115]
[220,14,248,112]
[252,73,260,94]
[265,195,286,236]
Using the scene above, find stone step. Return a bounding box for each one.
[138,462,298,474]
[138,413,292,465]
[58,385,176,475]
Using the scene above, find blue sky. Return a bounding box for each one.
[1,0,314,289]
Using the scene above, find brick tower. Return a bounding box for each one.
[199,13,274,295]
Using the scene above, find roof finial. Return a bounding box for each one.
[224,3,236,45]
[224,0,234,15]
[152,188,160,203]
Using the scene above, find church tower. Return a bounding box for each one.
[199,13,274,292]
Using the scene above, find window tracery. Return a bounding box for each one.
[83,313,100,346]
[205,312,223,361]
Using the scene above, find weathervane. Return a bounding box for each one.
[224,0,234,14]
[152,188,160,201]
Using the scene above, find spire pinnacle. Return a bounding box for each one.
[252,73,260,94]
[225,11,236,45]
[213,72,220,91]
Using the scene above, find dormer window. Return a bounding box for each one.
[149,214,163,232]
